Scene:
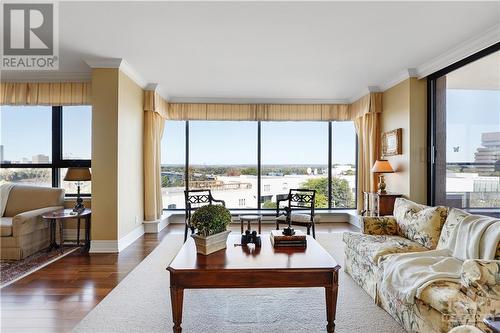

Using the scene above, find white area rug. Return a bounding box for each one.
[73,233,404,333]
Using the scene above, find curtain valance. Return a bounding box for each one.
[166,103,352,121]
[166,93,381,121]
[144,90,168,119]
[0,82,91,105]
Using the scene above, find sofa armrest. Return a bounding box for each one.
[461,259,500,300]
[12,206,64,236]
[360,216,398,235]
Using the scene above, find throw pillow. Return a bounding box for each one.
[393,198,448,249]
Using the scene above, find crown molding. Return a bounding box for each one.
[168,96,350,104]
[83,57,147,89]
[145,83,159,91]
[416,23,500,79]
[377,68,418,93]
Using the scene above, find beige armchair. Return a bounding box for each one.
[1,185,64,260]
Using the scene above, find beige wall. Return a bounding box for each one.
[381,77,427,204]
[117,71,144,238]
[91,68,119,240]
[90,68,144,242]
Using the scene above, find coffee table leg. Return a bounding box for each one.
[170,287,184,333]
[325,284,338,333]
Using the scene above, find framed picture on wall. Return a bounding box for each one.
[382,128,402,156]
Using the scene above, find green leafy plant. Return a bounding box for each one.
[191,205,232,237]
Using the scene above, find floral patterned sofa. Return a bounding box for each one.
[343,198,500,333]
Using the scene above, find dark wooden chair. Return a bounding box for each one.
[275,189,316,238]
[184,189,226,242]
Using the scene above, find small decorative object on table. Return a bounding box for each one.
[64,167,91,213]
[190,204,232,255]
[241,229,261,247]
[281,206,295,236]
[270,230,306,247]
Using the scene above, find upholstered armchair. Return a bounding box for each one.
[1,185,65,260]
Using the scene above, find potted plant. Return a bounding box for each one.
[190,204,232,255]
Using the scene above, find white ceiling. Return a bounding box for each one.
[2,1,500,102]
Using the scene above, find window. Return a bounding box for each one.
[1,106,52,164]
[161,121,186,209]
[0,106,92,194]
[261,122,329,208]
[189,121,258,209]
[161,120,357,210]
[63,106,92,160]
[429,45,500,214]
[331,122,356,208]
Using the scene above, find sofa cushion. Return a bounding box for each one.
[417,280,476,315]
[343,232,428,265]
[276,213,313,224]
[394,198,448,249]
[0,217,13,237]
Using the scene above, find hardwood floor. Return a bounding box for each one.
[0,222,358,333]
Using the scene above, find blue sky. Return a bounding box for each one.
[446,90,500,163]
[1,105,91,162]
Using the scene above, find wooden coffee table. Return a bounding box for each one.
[167,234,340,332]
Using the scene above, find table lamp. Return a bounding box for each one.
[371,160,394,194]
[64,167,91,213]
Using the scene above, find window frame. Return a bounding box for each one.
[427,42,500,211]
[163,120,358,211]
[1,105,92,197]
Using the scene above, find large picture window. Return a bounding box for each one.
[161,120,357,210]
[1,105,92,195]
[429,44,500,215]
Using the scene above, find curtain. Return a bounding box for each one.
[167,103,351,121]
[353,93,382,212]
[143,90,167,221]
[0,82,91,105]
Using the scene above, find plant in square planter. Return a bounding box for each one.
[190,204,232,255]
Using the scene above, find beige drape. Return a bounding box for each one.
[352,93,382,212]
[143,90,167,221]
[167,103,351,121]
[0,82,91,105]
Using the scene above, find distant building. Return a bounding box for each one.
[474,132,500,174]
[32,154,50,163]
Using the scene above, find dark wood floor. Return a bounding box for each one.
[0,222,357,333]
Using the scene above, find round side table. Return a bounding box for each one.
[239,215,262,234]
[41,208,92,253]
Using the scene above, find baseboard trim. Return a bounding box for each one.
[89,224,145,253]
[90,240,119,253]
[118,224,145,252]
[143,214,170,233]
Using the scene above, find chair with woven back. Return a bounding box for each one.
[184,189,226,242]
[275,188,317,238]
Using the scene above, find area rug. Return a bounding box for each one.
[73,233,404,333]
[0,246,80,288]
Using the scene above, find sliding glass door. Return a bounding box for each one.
[429,45,500,215]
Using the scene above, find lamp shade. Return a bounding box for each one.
[64,167,91,181]
[371,160,394,173]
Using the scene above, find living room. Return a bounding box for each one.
[0,1,499,333]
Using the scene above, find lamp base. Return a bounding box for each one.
[377,174,387,194]
[73,184,85,213]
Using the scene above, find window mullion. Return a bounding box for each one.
[328,122,332,209]
[257,121,261,210]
